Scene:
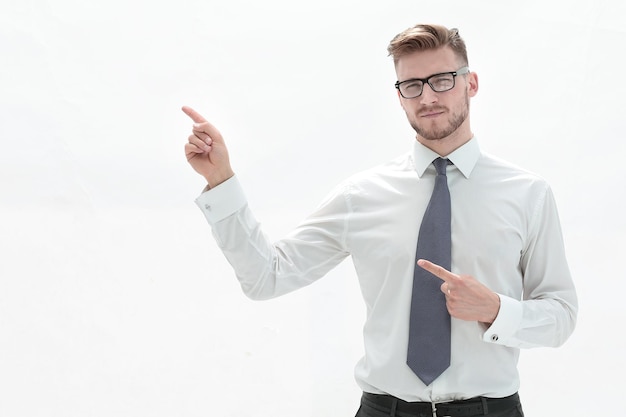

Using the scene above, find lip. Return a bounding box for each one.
[419,107,446,118]
[420,111,444,118]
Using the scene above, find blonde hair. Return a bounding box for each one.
[387,24,468,66]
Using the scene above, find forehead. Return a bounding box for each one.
[395,47,459,80]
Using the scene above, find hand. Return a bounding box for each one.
[182,106,234,188]
[417,259,501,324]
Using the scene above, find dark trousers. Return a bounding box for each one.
[355,392,524,417]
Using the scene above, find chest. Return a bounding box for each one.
[346,178,531,272]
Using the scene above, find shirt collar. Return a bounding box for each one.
[412,136,481,179]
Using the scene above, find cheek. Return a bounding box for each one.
[399,98,416,115]
[398,95,408,112]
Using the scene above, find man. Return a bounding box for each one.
[183,24,577,417]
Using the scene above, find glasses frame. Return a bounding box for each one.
[394,66,470,99]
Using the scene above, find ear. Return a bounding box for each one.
[467,72,479,97]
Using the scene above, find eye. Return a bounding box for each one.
[430,75,454,90]
[402,80,423,94]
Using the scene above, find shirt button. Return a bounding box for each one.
[204,204,211,211]
[491,334,499,341]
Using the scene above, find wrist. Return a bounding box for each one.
[205,169,235,189]
[484,293,501,324]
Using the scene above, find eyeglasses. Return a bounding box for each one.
[394,66,470,99]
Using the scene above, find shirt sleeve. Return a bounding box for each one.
[195,176,248,224]
[483,184,578,348]
[195,175,351,300]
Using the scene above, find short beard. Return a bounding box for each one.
[409,91,469,140]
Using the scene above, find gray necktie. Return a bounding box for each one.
[407,157,451,386]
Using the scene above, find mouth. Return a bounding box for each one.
[419,107,446,118]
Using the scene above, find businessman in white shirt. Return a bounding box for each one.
[182,23,577,417]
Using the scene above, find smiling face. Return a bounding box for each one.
[395,46,478,155]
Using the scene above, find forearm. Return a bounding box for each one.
[196,176,350,300]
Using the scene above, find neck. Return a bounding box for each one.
[417,131,473,157]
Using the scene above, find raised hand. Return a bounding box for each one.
[417,259,501,324]
[182,106,234,188]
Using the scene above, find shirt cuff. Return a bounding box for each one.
[194,175,247,224]
[482,294,523,345]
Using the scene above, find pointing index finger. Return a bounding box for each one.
[182,105,207,124]
[417,259,455,282]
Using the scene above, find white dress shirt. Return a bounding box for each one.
[195,137,578,402]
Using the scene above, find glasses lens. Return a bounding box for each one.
[429,74,455,92]
[400,80,423,98]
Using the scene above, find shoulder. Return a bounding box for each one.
[317,152,415,207]
[340,152,416,191]
[473,152,556,214]
[477,152,550,185]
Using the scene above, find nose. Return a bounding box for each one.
[419,83,439,105]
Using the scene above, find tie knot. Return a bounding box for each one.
[433,157,449,176]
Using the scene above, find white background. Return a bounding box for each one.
[1,0,625,416]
